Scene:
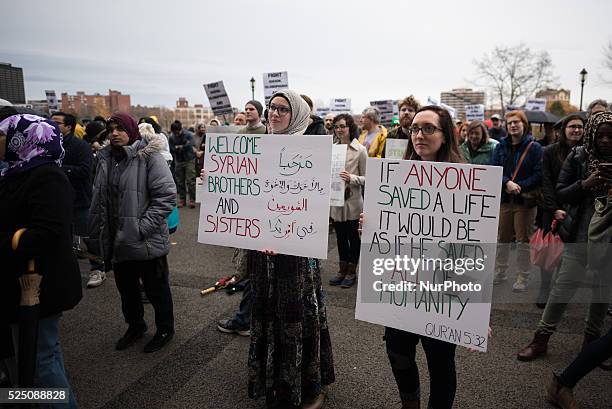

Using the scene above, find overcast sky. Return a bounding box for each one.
[2,0,611,112]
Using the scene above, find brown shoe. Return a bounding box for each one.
[546,373,578,409]
[583,333,612,371]
[178,200,185,208]
[302,393,324,409]
[401,400,420,409]
[189,200,196,208]
[517,331,551,361]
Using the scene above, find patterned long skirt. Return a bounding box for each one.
[247,252,335,407]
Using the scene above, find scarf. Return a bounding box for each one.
[269,90,310,135]
[108,113,140,159]
[0,114,64,179]
[584,111,612,192]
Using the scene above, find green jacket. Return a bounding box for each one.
[460,139,499,165]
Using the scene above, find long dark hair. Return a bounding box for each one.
[556,113,584,164]
[403,105,466,163]
[333,113,359,141]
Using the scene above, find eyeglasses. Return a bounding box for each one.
[409,124,442,136]
[566,125,584,130]
[268,103,291,116]
[333,124,348,130]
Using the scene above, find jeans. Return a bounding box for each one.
[333,220,361,264]
[559,326,612,388]
[385,327,456,409]
[232,279,252,330]
[495,202,537,276]
[175,160,196,202]
[538,246,609,337]
[113,256,174,333]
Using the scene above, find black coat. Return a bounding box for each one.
[0,164,83,324]
[540,143,565,232]
[305,115,326,135]
[61,134,92,210]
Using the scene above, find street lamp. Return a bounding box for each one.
[250,77,255,101]
[579,68,588,111]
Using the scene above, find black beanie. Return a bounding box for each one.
[246,100,264,117]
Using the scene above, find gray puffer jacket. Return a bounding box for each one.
[89,135,177,263]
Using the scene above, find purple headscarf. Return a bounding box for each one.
[0,114,64,179]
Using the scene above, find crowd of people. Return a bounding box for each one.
[0,91,611,409]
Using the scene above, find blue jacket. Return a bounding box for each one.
[490,134,542,204]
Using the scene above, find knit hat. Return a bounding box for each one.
[85,120,106,142]
[246,100,263,117]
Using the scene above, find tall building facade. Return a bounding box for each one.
[173,98,212,128]
[440,88,486,120]
[0,63,26,104]
[60,89,131,118]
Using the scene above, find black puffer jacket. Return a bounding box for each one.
[0,164,83,324]
[305,115,326,135]
[556,146,596,243]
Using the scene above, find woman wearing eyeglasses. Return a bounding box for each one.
[248,90,335,409]
[328,114,367,288]
[360,106,475,409]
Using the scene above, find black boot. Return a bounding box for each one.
[116,323,147,350]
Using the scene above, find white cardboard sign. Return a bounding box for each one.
[525,98,547,112]
[203,81,233,116]
[384,139,409,160]
[330,98,352,114]
[198,133,333,259]
[355,159,502,351]
[465,104,485,122]
[263,71,289,104]
[330,144,347,207]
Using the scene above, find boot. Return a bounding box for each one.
[302,393,324,409]
[340,263,357,288]
[546,373,578,409]
[401,400,420,409]
[329,261,348,286]
[583,333,612,371]
[517,331,551,361]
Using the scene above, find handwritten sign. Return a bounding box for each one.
[198,134,333,259]
[45,90,59,114]
[207,125,243,134]
[196,177,204,203]
[355,159,502,351]
[330,98,352,114]
[263,71,289,104]
[370,100,395,124]
[465,104,485,122]
[203,81,233,116]
[316,107,331,118]
[384,139,408,160]
[525,98,547,112]
[330,144,347,207]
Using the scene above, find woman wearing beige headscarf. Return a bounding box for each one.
[248,90,335,409]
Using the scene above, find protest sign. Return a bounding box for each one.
[316,107,331,118]
[330,98,351,114]
[207,125,243,134]
[370,100,395,124]
[45,90,59,114]
[427,97,456,118]
[263,71,289,104]
[203,81,233,116]
[384,139,408,160]
[330,144,347,207]
[465,104,485,122]
[198,133,333,259]
[355,159,502,351]
[196,177,204,203]
[525,98,547,112]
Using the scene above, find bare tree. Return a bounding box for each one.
[473,43,558,112]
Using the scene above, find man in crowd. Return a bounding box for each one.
[488,114,507,141]
[358,106,387,157]
[241,100,266,134]
[193,123,206,174]
[382,95,420,157]
[233,112,247,126]
[324,113,336,135]
[169,120,196,208]
[51,112,103,288]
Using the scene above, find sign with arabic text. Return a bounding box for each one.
[198,133,333,258]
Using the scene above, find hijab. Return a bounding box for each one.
[108,113,140,159]
[269,90,310,135]
[0,114,64,180]
[584,111,612,192]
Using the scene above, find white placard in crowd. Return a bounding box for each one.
[465,104,485,122]
[370,100,395,124]
[316,107,331,118]
[330,144,347,207]
[330,98,352,114]
[195,177,204,203]
[45,90,59,114]
[203,81,233,116]
[384,139,408,160]
[207,125,243,134]
[198,133,333,259]
[427,97,457,118]
[355,159,502,351]
[263,71,289,104]
[525,98,547,112]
